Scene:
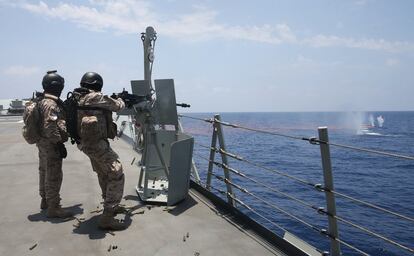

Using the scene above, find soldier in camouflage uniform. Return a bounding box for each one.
[76,72,126,230]
[37,70,73,218]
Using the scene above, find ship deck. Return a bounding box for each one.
[0,116,294,256]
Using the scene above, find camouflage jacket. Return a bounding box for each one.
[77,90,125,143]
[38,93,68,144]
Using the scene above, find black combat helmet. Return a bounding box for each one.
[80,72,103,91]
[42,70,65,97]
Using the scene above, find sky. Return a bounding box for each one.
[0,0,413,112]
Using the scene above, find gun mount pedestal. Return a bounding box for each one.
[137,129,193,205]
[123,79,194,205]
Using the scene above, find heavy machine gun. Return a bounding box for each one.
[111,89,151,108]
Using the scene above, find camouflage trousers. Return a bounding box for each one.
[37,142,63,207]
[79,139,124,210]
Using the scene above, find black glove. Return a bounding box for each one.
[57,142,67,159]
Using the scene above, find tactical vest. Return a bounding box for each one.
[22,96,42,144]
[75,91,117,144]
[22,93,63,144]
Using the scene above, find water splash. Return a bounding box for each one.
[377,115,385,127]
[369,114,375,127]
[342,111,365,133]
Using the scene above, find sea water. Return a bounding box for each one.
[179,112,414,256]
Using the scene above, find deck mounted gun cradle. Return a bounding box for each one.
[118,27,194,206]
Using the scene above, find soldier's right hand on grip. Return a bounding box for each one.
[110,93,119,99]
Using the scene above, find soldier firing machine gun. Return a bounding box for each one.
[117,26,196,206]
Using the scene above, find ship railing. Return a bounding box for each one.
[179,114,414,256]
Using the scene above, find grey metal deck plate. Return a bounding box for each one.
[0,116,287,256]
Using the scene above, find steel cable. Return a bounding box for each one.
[216,183,371,256]
[233,168,319,211]
[195,142,414,224]
[208,160,412,255]
[207,184,288,233]
[213,173,383,256]
[333,215,414,254]
[180,114,414,161]
[194,152,322,213]
[203,154,414,254]
[211,173,373,255]
[213,117,414,161]
[193,143,317,188]
[333,238,370,256]
[330,189,414,223]
[178,114,213,123]
[211,173,322,233]
[326,141,414,161]
[212,118,305,141]
[192,160,369,256]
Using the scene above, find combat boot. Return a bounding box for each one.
[40,198,48,210]
[47,206,73,218]
[98,209,126,230]
[113,205,127,215]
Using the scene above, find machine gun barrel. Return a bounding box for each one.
[112,89,150,108]
[176,103,191,108]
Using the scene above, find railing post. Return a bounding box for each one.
[215,115,236,206]
[318,127,341,256]
[206,115,218,190]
